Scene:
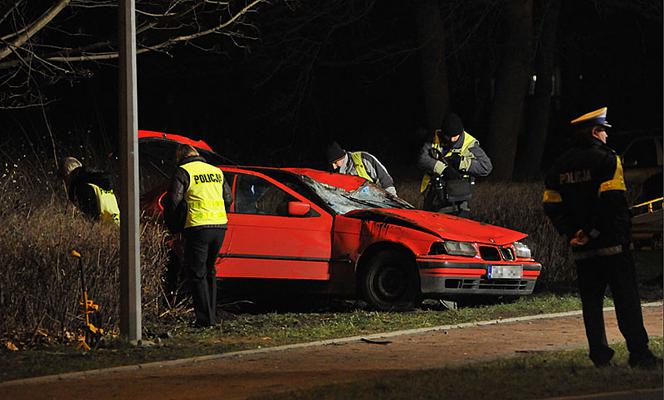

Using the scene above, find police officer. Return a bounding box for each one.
[325,141,398,196]
[60,156,120,225]
[418,113,492,217]
[543,107,661,368]
[163,144,232,328]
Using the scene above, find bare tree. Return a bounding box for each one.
[414,0,450,131]
[516,0,559,179]
[484,0,533,180]
[0,0,271,109]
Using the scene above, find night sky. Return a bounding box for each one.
[1,1,661,175]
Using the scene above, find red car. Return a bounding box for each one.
[139,131,542,309]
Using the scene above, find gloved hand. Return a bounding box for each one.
[445,153,462,170]
[428,147,445,161]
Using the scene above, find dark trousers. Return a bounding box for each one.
[575,250,650,365]
[184,227,226,326]
[423,188,470,218]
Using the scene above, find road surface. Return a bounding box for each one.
[1,305,662,400]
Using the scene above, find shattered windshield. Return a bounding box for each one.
[300,175,414,214]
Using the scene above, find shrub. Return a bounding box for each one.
[0,163,170,348]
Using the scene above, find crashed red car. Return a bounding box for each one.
[139,130,542,309]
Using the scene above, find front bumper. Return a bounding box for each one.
[418,260,541,296]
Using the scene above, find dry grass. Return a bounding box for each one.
[0,160,171,348]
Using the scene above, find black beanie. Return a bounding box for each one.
[325,141,346,163]
[441,113,464,139]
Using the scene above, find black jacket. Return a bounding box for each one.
[68,166,114,221]
[543,137,631,250]
[163,156,233,232]
[417,131,493,179]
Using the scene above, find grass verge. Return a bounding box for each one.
[0,293,587,382]
[261,338,663,400]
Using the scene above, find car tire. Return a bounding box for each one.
[361,249,420,311]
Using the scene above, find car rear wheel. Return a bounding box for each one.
[361,249,420,311]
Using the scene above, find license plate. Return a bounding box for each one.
[488,265,523,279]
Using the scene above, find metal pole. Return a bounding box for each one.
[118,0,141,342]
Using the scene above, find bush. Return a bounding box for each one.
[0,162,170,347]
[470,182,575,286]
[395,178,576,288]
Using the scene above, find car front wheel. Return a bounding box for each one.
[361,249,420,311]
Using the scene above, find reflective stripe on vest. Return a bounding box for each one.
[420,131,477,193]
[542,189,562,203]
[350,152,374,183]
[181,161,228,228]
[598,155,627,194]
[88,183,120,226]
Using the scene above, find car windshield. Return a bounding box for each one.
[299,175,414,214]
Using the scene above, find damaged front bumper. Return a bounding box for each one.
[417,260,542,296]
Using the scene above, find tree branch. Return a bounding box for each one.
[0,0,71,62]
[0,0,267,69]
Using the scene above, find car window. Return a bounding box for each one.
[139,142,175,196]
[233,174,300,216]
[138,139,228,196]
[623,138,658,168]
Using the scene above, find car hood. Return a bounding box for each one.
[344,208,526,246]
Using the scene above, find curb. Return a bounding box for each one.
[1,302,661,387]
[542,387,663,400]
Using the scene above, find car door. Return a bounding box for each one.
[217,170,334,281]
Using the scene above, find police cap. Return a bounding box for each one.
[570,107,612,128]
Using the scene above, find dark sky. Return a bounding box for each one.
[1,1,661,172]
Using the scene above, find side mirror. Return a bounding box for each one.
[288,201,311,216]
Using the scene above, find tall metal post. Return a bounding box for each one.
[118,0,141,342]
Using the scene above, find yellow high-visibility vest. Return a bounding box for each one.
[88,183,120,226]
[180,161,228,228]
[420,131,477,193]
[350,152,374,183]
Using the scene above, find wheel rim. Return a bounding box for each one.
[373,264,407,301]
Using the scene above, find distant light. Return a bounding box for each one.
[579,74,583,80]
[531,75,537,82]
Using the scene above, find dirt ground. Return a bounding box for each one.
[1,306,662,400]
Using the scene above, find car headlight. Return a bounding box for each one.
[513,241,532,259]
[429,241,477,257]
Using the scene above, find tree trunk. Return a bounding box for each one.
[485,0,533,180]
[414,0,450,131]
[516,0,560,179]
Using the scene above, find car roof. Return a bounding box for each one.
[224,166,367,192]
[138,130,215,152]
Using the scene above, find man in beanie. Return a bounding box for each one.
[60,156,120,225]
[543,107,661,369]
[417,113,492,217]
[325,141,397,196]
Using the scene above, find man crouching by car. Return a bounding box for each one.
[163,144,232,328]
